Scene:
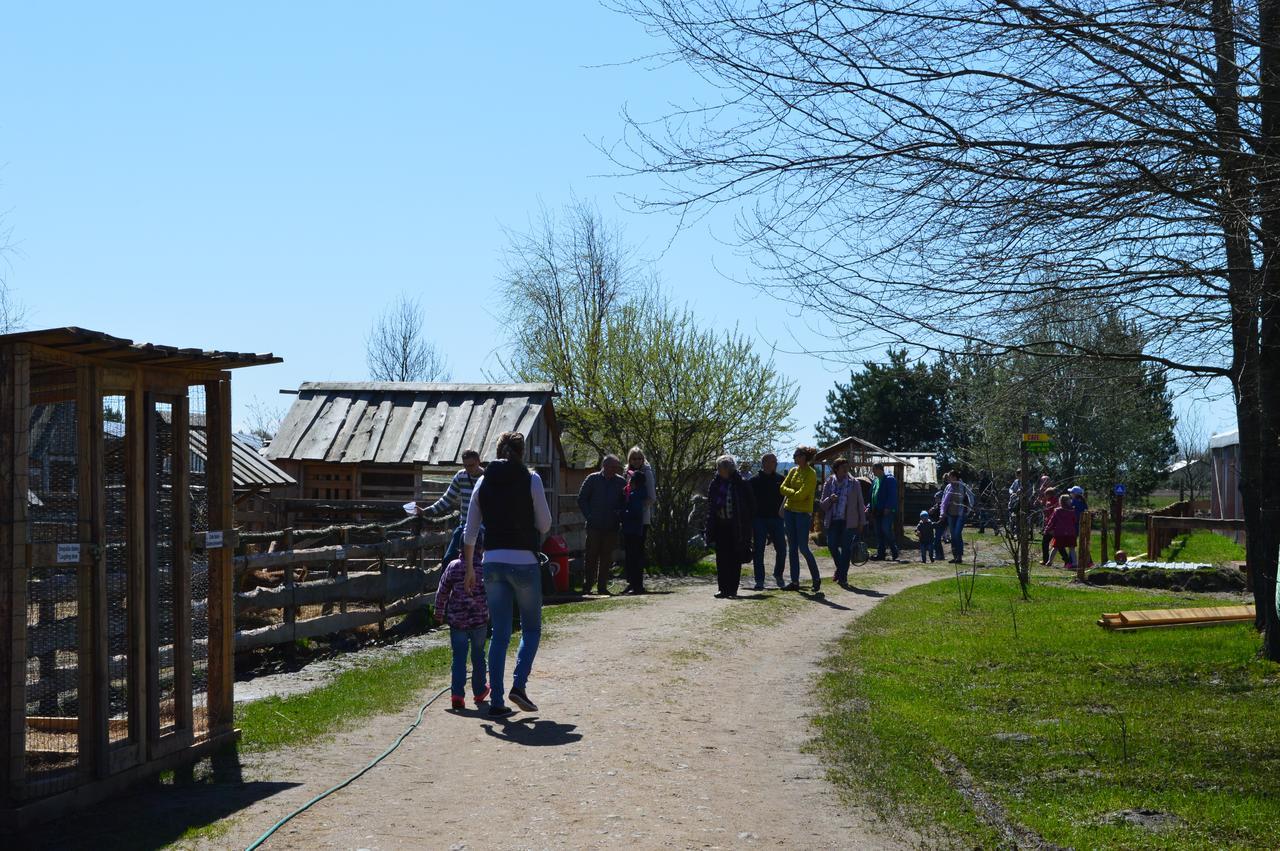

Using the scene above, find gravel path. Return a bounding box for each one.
[202,559,938,850]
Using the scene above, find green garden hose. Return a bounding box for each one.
[243,685,450,850]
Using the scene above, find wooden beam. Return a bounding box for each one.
[204,379,235,734]
[76,365,108,780]
[0,342,31,801]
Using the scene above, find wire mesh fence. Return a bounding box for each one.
[25,380,81,792]
[188,385,210,737]
[103,394,132,747]
[152,401,178,735]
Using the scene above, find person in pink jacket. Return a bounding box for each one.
[1044,493,1079,570]
[819,458,867,585]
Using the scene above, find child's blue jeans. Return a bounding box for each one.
[450,625,488,698]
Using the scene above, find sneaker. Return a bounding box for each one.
[714,592,727,599]
[812,581,821,594]
[474,685,491,705]
[450,696,466,711]
[753,584,764,592]
[785,582,800,591]
[487,703,514,718]
[508,687,538,712]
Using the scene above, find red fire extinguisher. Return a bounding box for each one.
[542,534,571,593]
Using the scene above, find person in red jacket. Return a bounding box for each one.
[1044,493,1079,570]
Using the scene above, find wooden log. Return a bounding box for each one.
[233,566,438,613]
[232,530,450,572]
[233,592,434,651]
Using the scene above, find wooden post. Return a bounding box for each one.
[1100,511,1110,564]
[143,391,162,750]
[204,379,235,734]
[76,365,108,779]
[0,342,31,801]
[337,527,349,615]
[1076,509,1091,580]
[1114,490,1125,559]
[282,528,296,651]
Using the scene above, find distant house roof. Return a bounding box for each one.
[1209,429,1239,450]
[266,382,559,466]
[209,432,296,489]
[1163,458,1204,475]
[4,326,281,371]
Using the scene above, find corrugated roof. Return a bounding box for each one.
[192,430,296,489]
[267,382,557,465]
[4,326,281,370]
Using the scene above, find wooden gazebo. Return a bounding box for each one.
[0,328,280,827]
[814,436,915,541]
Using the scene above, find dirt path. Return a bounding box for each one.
[196,559,938,850]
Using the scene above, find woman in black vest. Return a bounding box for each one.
[462,432,553,717]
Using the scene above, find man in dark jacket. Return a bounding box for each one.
[706,455,757,598]
[576,455,625,594]
[749,452,787,590]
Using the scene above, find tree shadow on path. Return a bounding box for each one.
[482,716,582,747]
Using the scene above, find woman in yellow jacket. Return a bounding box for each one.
[778,446,821,592]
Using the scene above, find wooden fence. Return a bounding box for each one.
[1144,500,1238,559]
[230,495,591,652]
[231,512,453,652]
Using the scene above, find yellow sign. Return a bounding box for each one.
[1021,433,1051,442]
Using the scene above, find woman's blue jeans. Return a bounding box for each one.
[449,625,488,698]
[484,561,542,707]
[784,510,820,584]
[948,513,966,561]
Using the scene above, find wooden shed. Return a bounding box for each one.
[814,436,915,540]
[1210,429,1242,521]
[0,327,280,827]
[265,382,564,524]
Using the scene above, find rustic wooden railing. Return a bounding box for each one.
[231,513,454,652]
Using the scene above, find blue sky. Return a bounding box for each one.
[1,3,1236,447]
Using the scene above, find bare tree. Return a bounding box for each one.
[1173,415,1211,506]
[0,281,26,334]
[616,0,1280,657]
[366,293,451,382]
[240,396,286,446]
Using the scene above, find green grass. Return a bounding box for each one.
[235,596,636,752]
[1160,530,1247,564]
[813,569,1280,850]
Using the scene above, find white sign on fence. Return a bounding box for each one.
[206,530,224,549]
[56,543,81,564]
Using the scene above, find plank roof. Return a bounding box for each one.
[3,326,281,370]
[266,382,558,466]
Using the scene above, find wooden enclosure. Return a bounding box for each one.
[0,327,280,827]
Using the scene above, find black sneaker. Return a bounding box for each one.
[785,582,800,591]
[487,704,514,718]
[508,687,538,712]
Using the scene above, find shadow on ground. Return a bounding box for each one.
[482,716,582,747]
[13,747,297,851]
